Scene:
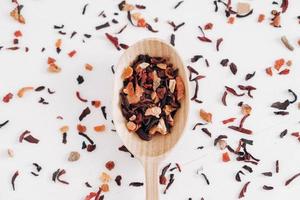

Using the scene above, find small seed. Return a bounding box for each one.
[218,140,227,150]
[8,148,14,158]
[68,151,80,162]
[237,2,251,15]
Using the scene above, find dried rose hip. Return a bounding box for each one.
[3,93,13,103]
[105,161,115,171]
[119,54,185,141]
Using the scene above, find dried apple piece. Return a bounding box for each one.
[200,109,212,123]
[176,76,185,100]
[122,66,133,79]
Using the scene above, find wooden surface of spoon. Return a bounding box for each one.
[113,38,189,200]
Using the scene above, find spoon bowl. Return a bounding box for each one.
[112,38,189,200]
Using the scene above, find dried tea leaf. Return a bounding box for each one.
[271,99,290,110]
[0,120,9,128]
[95,22,110,30]
[238,181,250,198]
[263,185,274,190]
[129,182,144,187]
[191,55,203,63]
[216,38,223,51]
[245,72,256,81]
[79,107,91,121]
[115,175,122,186]
[229,62,237,75]
[285,172,300,186]
[11,170,19,191]
[198,36,212,43]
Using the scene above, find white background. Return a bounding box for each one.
[0,0,300,199]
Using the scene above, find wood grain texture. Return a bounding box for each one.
[113,38,189,200]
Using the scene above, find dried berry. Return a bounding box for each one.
[105,161,115,171]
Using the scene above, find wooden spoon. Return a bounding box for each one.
[113,38,189,200]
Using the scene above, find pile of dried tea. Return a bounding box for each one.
[120,54,185,140]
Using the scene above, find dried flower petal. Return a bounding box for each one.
[122,66,133,79]
[48,63,61,73]
[200,109,212,123]
[17,87,34,97]
[222,152,230,162]
[94,125,105,132]
[100,172,111,183]
[258,14,265,22]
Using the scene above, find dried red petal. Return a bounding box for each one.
[279,69,290,75]
[68,50,77,57]
[197,36,212,43]
[204,22,213,30]
[47,57,56,64]
[222,152,230,162]
[281,0,289,13]
[14,30,22,37]
[266,67,273,76]
[222,117,236,124]
[85,192,97,200]
[105,33,120,50]
[3,93,13,103]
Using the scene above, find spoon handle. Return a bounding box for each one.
[144,158,159,200]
